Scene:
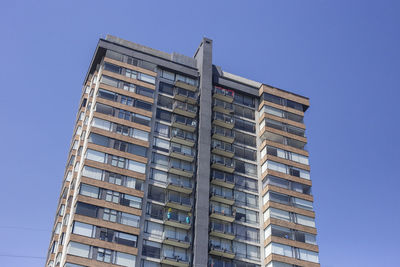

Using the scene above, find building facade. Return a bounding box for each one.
[46,36,319,267]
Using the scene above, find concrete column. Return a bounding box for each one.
[193,38,213,267]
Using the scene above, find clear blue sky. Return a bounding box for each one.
[0,0,399,266]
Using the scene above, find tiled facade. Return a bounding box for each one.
[46,36,319,267]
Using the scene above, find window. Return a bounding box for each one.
[115,252,136,266]
[67,242,90,258]
[263,161,310,180]
[121,212,140,227]
[234,105,255,120]
[158,95,173,109]
[75,202,98,218]
[155,122,170,137]
[235,160,257,177]
[150,168,168,183]
[156,108,172,122]
[233,241,260,260]
[145,221,163,237]
[128,160,146,173]
[142,240,161,258]
[235,191,258,208]
[104,62,122,74]
[234,224,259,242]
[80,184,99,198]
[299,249,319,263]
[103,208,117,222]
[159,82,174,95]
[148,185,165,202]
[153,137,170,152]
[133,128,149,141]
[235,207,258,224]
[235,131,256,147]
[72,221,94,237]
[115,232,138,247]
[152,152,169,166]
[234,145,256,161]
[234,92,255,108]
[146,203,164,220]
[235,175,257,192]
[97,247,112,263]
[85,149,105,163]
[95,103,114,116]
[161,70,175,80]
[265,242,293,258]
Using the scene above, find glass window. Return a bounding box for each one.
[132,128,149,141]
[153,137,170,152]
[156,108,172,122]
[89,133,109,147]
[155,122,170,137]
[159,82,174,95]
[72,221,93,237]
[101,75,119,87]
[128,160,146,173]
[92,117,111,131]
[75,202,98,218]
[145,221,163,237]
[85,149,105,163]
[299,249,319,263]
[80,184,99,198]
[115,252,136,266]
[67,242,90,258]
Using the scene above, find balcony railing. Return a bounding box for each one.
[210,221,233,235]
[174,87,198,104]
[167,176,192,190]
[213,98,234,114]
[173,101,198,118]
[213,87,234,103]
[210,170,235,188]
[211,140,234,154]
[167,193,191,206]
[211,155,234,168]
[170,145,195,157]
[214,112,234,124]
[213,112,234,129]
[210,190,234,201]
[172,115,197,132]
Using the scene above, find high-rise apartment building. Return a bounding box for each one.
[46,35,319,267]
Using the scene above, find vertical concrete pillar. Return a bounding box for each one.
[193,38,213,267]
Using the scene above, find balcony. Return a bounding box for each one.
[213,112,235,129]
[166,194,192,212]
[209,243,235,259]
[171,128,196,147]
[164,212,191,230]
[210,170,235,189]
[209,208,235,223]
[210,222,235,240]
[213,99,234,115]
[162,233,191,249]
[169,145,195,162]
[168,162,194,178]
[213,87,234,103]
[161,255,190,267]
[210,191,235,205]
[212,127,235,143]
[211,155,235,173]
[173,87,198,105]
[172,115,197,132]
[175,80,197,92]
[167,178,193,195]
[173,101,197,118]
[211,140,234,158]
